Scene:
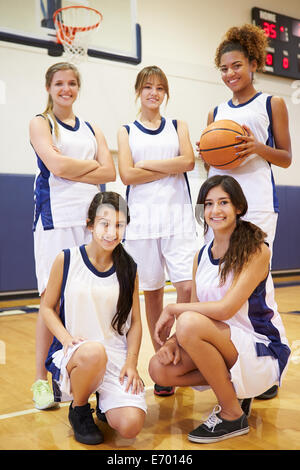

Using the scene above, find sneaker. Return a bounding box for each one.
[31,379,58,410]
[238,398,253,418]
[68,402,104,445]
[188,405,249,444]
[255,385,278,400]
[95,392,107,423]
[154,384,175,396]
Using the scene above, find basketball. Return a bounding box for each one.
[199,120,247,169]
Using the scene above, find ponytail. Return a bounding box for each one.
[111,244,137,335]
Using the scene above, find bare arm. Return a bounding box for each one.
[135,120,195,174]
[119,274,144,393]
[30,116,102,180]
[69,124,116,184]
[155,244,271,344]
[117,126,168,185]
[40,253,83,352]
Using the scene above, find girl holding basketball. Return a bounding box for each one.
[202,24,292,399]
[117,65,197,396]
[29,62,115,410]
[203,24,292,256]
[42,191,146,445]
[149,175,290,444]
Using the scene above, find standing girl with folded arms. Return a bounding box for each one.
[30,62,115,409]
[117,65,197,396]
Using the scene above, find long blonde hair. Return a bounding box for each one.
[42,62,81,139]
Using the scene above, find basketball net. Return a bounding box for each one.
[53,5,103,63]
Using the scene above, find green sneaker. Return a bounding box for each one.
[31,379,58,410]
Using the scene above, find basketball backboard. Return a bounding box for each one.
[0,0,141,64]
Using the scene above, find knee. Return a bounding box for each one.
[148,354,171,387]
[76,342,107,370]
[115,412,145,439]
[176,311,201,347]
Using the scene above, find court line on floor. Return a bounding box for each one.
[0,386,154,421]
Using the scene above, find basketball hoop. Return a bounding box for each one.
[53,5,103,63]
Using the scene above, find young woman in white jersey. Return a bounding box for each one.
[117,66,197,396]
[202,24,292,399]
[41,191,146,445]
[149,175,290,443]
[29,62,116,409]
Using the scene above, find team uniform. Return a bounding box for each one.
[45,245,147,414]
[208,92,278,252]
[123,117,197,290]
[32,114,99,294]
[194,242,290,398]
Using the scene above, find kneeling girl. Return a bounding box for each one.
[42,192,146,445]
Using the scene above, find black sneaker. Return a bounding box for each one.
[154,384,175,396]
[188,405,249,444]
[238,398,253,418]
[95,391,107,423]
[68,402,104,445]
[255,385,278,400]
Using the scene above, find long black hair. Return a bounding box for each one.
[87,191,137,335]
[196,175,267,284]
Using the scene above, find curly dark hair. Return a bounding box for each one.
[215,23,268,72]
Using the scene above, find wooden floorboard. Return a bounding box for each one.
[0,286,299,451]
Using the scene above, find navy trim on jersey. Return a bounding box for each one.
[124,125,130,134]
[55,115,80,131]
[85,121,95,136]
[266,95,274,147]
[265,96,279,213]
[228,92,262,108]
[172,119,178,131]
[133,117,166,135]
[33,152,54,231]
[248,276,290,380]
[80,245,116,277]
[45,249,71,384]
[208,241,220,265]
[35,114,53,132]
[213,106,218,120]
[183,172,192,202]
[197,244,206,265]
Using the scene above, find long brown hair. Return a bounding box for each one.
[43,62,81,139]
[87,192,137,335]
[196,175,267,284]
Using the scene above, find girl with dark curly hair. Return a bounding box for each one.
[202,24,292,261]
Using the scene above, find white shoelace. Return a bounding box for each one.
[203,405,222,431]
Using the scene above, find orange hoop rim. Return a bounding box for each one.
[53,5,103,34]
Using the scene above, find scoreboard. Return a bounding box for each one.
[252,7,300,79]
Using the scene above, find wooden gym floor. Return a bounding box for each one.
[0,281,299,451]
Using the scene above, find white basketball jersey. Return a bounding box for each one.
[209,93,278,213]
[124,117,196,239]
[46,245,132,373]
[196,242,290,379]
[33,115,99,231]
